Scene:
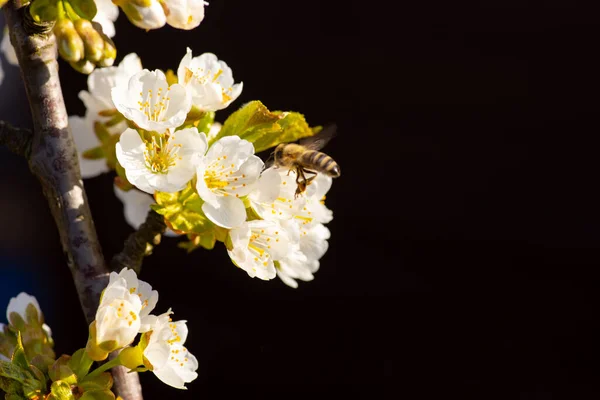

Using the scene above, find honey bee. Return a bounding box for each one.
[272,124,341,197]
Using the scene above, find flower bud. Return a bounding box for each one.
[98,36,117,67]
[70,59,95,74]
[119,0,167,30]
[162,0,206,30]
[74,19,104,63]
[54,19,84,63]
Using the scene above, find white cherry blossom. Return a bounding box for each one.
[276,223,330,288]
[195,135,263,228]
[69,115,110,178]
[143,311,198,389]
[163,0,207,30]
[80,53,143,118]
[177,48,243,112]
[112,69,191,133]
[228,220,290,280]
[94,0,120,38]
[108,268,158,332]
[249,167,332,228]
[116,127,207,194]
[95,273,143,349]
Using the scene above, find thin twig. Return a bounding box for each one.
[0,121,32,157]
[3,2,143,398]
[111,210,167,274]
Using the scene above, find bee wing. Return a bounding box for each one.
[298,123,338,151]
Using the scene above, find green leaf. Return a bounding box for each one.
[211,101,282,147]
[0,360,33,384]
[29,0,58,22]
[68,349,93,379]
[65,0,97,20]
[212,101,319,153]
[153,181,215,235]
[11,334,28,371]
[79,372,112,391]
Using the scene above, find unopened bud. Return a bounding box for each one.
[74,19,104,63]
[54,19,84,62]
[98,36,117,67]
[120,0,167,30]
[70,59,95,74]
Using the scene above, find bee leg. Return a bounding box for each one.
[295,168,308,199]
[303,170,318,187]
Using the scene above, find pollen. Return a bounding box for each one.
[143,135,182,174]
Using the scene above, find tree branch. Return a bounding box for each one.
[3,2,142,399]
[0,121,32,157]
[111,210,166,274]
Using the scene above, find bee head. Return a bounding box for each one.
[274,144,285,164]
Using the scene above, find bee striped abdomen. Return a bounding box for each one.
[300,150,341,177]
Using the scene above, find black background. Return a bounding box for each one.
[2,1,600,398]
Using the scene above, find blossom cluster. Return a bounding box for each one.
[71,47,336,288]
[89,268,198,389]
[0,273,198,398]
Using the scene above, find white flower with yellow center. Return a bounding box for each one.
[116,127,207,194]
[276,223,330,288]
[80,53,143,118]
[95,276,143,350]
[107,268,159,332]
[249,167,332,228]
[195,135,263,228]
[162,0,207,30]
[228,220,290,280]
[143,311,198,389]
[177,48,243,112]
[112,69,191,133]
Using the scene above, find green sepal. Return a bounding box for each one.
[68,348,93,379]
[114,161,132,191]
[181,109,215,135]
[178,232,217,253]
[11,333,28,371]
[29,0,59,22]
[82,146,104,160]
[79,389,116,400]
[212,101,319,153]
[118,347,143,370]
[66,0,97,20]
[79,372,113,391]
[153,181,216,235]
[27,364,47,392]
[49,355,77,386]
[50,380,75,400]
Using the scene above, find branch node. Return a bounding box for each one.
[111,210,167,274]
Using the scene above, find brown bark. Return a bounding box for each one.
[111,210,166,274]
[2,2,142,398]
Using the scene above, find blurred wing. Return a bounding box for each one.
[264,151,275,169]
[298,123,337,151]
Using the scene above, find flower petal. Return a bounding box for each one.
[201,195,247,229]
